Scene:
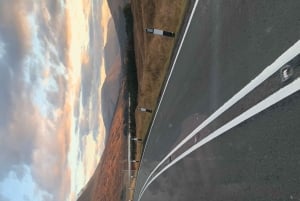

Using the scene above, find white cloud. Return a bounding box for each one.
[22,13,68,118]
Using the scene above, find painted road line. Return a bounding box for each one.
[138,40,300,198]
[128,93,131,182]
[134,0,200,196]
[138,78,300,200]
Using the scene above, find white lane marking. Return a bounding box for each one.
[128,93,131,182]
[138,40,300,198]
[134,0,200,196]
[138,78,300,200]
[128,132,131,181]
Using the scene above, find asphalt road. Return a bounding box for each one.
[134,1,300,201]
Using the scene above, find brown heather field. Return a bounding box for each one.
[131,0,190,167]
[128,0,190,199]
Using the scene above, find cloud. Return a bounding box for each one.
[24,1,69,70]
[0,1,72,200]
[46,80,66,109]
[44,0,63,20]
[0,41,5,59]
[0,74,71,201]
[0,1,32,71]
[31,103,72,200]
[0,193,10,201]
[80,63,93,107]
[0,0,36,178]
[0,0,110,201]
[0,94,38,180]
[81,135,98,180]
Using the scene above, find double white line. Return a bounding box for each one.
[136,39,300,200]
[139,77,300,200]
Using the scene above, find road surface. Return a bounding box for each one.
[134,1,300,201]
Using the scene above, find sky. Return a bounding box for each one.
[0,0,113,201]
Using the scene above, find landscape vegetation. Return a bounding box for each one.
[77,1,189,200]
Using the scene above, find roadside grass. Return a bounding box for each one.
[125,1,190,200]
[131,0,189,164]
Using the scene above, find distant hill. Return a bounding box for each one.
[77,1,129,201]
[101,0,129,136]
[107,0,128,54]
[77,81,127,201]
[76,175,95,201]
[104,19,121,73]
[101,62,123,140]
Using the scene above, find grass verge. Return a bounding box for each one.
[131,0,190,166]
[125,1,191,200]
